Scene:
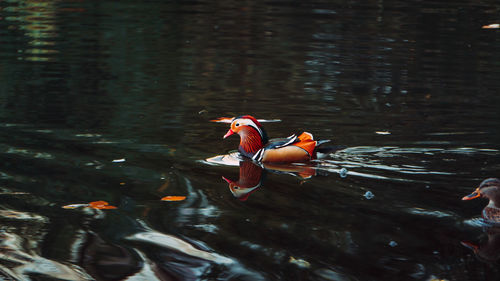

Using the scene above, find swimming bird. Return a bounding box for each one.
[223,115,337,163]
[462,178,500,222]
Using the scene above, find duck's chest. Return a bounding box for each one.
[483,207,500,223]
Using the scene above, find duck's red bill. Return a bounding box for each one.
[462,188,481,200]
[223,129,235,139]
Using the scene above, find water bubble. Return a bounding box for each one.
[364,191,375,200]
[339,168,348,178]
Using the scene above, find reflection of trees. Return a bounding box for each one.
[4,0,59,62]
[1,0,112,129]
[177,1,500,140]
[2,0,498,135]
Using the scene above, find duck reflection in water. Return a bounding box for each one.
[461,226,500,263]
[221,160,317,201]
[462,178,500,262]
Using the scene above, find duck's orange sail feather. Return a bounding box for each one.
[294,132,317,157]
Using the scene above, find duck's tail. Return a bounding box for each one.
[297,133,346,159]
[314,141,346,159]
[316,139,331,146]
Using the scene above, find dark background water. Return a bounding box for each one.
[1,0,500,280]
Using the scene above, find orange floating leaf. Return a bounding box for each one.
[210,117,234,123]
[161,196,186,201]
[482,23,500,29]
[88,201,117,209]
[210,117,281,123]
[63,201,117,210]
[89,201,108,207]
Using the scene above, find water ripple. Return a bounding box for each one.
[126,230,233,265]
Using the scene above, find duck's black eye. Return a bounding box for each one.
[235,123,240,127]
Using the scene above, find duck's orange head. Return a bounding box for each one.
[223,115,268,142]
[223,115,269,158]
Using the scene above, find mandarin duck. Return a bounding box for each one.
[223,115,335,163]
[463,178,500,223]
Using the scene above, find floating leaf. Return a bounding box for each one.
[482,23,500,29]
[88,201,117,209]
[210,117,234,123]
[161,196,187,201]
[210,117,282,123]
[63,201,117,210]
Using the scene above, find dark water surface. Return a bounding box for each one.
[1,0,500,280]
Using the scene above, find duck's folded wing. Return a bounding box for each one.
[253,135,300,162]
[265,135,299,149]
[254,132,322,162]
[294,132,318,156]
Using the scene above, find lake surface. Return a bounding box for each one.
[1,0,500,280]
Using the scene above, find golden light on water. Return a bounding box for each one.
[5,0,59,62]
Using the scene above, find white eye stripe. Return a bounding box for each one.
[236,119,263,138]
[237,119,253,126]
